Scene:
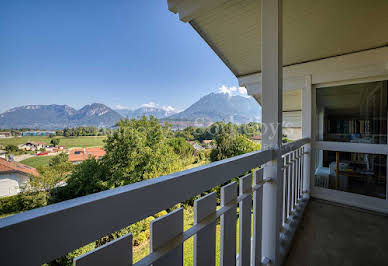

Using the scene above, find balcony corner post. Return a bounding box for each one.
[261,0,283,265]
[302,75,312,197]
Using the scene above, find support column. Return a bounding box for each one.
[302,75,312,197]
[261,0,283,265]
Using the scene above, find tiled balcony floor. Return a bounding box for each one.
[285,199,388,266]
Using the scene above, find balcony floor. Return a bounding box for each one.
[285,199,388,266]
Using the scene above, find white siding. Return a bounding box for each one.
[0,173,29,197]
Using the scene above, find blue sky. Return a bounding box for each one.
[0,0,240,113]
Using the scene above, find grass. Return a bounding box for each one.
[133,206,243,266]
[0,136,106,148]
[20,156,53,168]
[0,212,19,219]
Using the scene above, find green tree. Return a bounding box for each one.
[20,153,73,206]
[169,137,194,158]
[50,138,60,147]
[175,127,195,140]
[210,133,261,161]
[103,116,181,186]
[5,144,19,153]
[53,158,109,201]
[48,153,73,179]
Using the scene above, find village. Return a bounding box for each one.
[0,139,107,198]
[0,132,262,199]
[0,130,255,199]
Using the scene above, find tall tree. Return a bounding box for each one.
[50,138,60,147]
[210,133,261,161]
[103,116,181,186]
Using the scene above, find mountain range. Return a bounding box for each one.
[0,103,122,129]
[115,105,178,119]
[165,93,261,123]
[0,93,261,129]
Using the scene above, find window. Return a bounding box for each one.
[315,151,386,199]
[314,80,388,199]
[316,81,387,144]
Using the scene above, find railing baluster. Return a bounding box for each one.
[296,149,300,203]
[301,147,305,198]
[287,154,292,220]
[294,151,298,208]
[239,173,252,266]
[299,148,303,199]
[283,155,288,225]
[290,152,295,212]
[150,208,183,266]
[74,233,132,266]
[220,181,237,266]
[194,192,217,266]
[252,168,263,266]
[281,157,286,226]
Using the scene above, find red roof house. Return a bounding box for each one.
[68,147,106,163]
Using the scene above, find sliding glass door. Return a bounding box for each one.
[312,80,388,210]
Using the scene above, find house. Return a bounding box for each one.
[3,1,388,266]
[22,131,56,137]
[0,157,38,197]
[201,139,214,148]
[68,147,106,163]
[0,150,7,159]
[17,142,46,151]
[0,132,12,138]
[250,134,262,143]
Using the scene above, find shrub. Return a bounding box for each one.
[154,210,168,218]
[134,231,149,246]
[0,195,23,215]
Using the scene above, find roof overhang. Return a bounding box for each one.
[168,0,388,92]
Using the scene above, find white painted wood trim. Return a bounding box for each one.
[238,173,252,266]
[0,149,275,266]
[193,192,217,266]
[314,141,388,155]
[252,169,263,266]
[220,182,237,266]
[261,0,283,265]
[74,233,133,266]
[168,0,229,23]
[240,46,388,95]
[150,208,184,266]
[302,75,312,138]
[312,187,388,214]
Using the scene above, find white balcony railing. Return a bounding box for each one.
[0,138,310,266]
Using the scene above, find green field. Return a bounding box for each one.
[20,156,54,168]
[0,136,106,148]
[133,207,244,265]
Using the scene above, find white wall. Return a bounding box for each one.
[0,173,29,197]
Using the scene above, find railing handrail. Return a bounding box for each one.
[0,148,276,266]
[281,137,310,155]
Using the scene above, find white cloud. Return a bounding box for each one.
[161,105,175,112]
[114,104,129,110]
[140,102,177,113]
[141,102,158,108]
[217,85,248,96]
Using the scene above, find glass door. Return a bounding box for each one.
[313,80,388,202]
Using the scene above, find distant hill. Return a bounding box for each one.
[165,93,261,124]
[115,106,178,119]
[0,92,261,129]
[0,103,122,129]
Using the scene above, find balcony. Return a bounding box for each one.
[286,199,388,266]
[2,0,388,265]
[1,138,310,266]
